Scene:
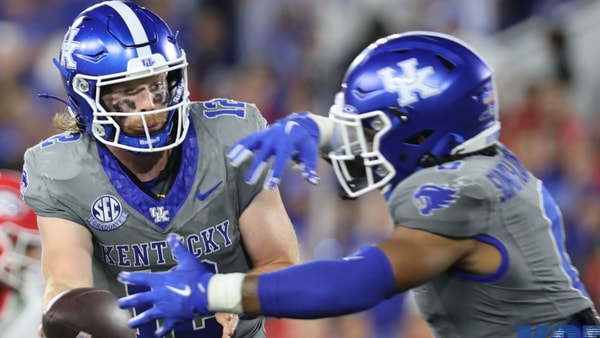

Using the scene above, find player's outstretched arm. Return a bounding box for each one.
[118,233,399,325]
[118,228,471,330]
[227,111,334,190]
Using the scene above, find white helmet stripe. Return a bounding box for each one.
[106,1,152,57]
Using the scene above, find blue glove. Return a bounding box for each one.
[227,111,320,190]
[117,233,214,337]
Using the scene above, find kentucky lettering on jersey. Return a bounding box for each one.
[100,221,232,268]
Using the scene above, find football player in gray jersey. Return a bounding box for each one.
[118,31,600,337]
[21,2,300,338]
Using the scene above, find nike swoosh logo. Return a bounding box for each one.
[284,121,299,134]
[197,181,223,201]
[166,285,192,297]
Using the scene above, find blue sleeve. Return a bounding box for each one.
[257,245,397,319]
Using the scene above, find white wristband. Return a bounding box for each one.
[207,273,246,313]
[308,113,335,153]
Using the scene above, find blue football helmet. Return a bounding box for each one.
[329,31,500,198]
[53,1,190,153]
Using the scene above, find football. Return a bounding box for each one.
[42,287,137,338]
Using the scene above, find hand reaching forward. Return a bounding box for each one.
[117,233,214,337]
[227,111,320,190]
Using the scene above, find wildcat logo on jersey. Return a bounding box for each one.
[86,195,129,231]
[413,183,459,216]
[149,206,170,223]
[377,58,441,106]
[60,26,80,69]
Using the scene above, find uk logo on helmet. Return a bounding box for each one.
[141,57,156,67]
[377,58,441,106]
[60,27,80,69]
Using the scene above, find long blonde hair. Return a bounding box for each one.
[52,110,80,132]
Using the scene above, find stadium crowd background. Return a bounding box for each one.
[2,0,600,337]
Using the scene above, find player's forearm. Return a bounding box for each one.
[241,275,263,314]
[43,279,91,310]
[43,284,69,310]
[42,259,94,309]
[208,246,397,318]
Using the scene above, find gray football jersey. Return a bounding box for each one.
[22,99,271,338]
[388,145,592,338]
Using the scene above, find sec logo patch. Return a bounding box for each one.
[86,195,129,231]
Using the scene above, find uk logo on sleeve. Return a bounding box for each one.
[412,183,459,216]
